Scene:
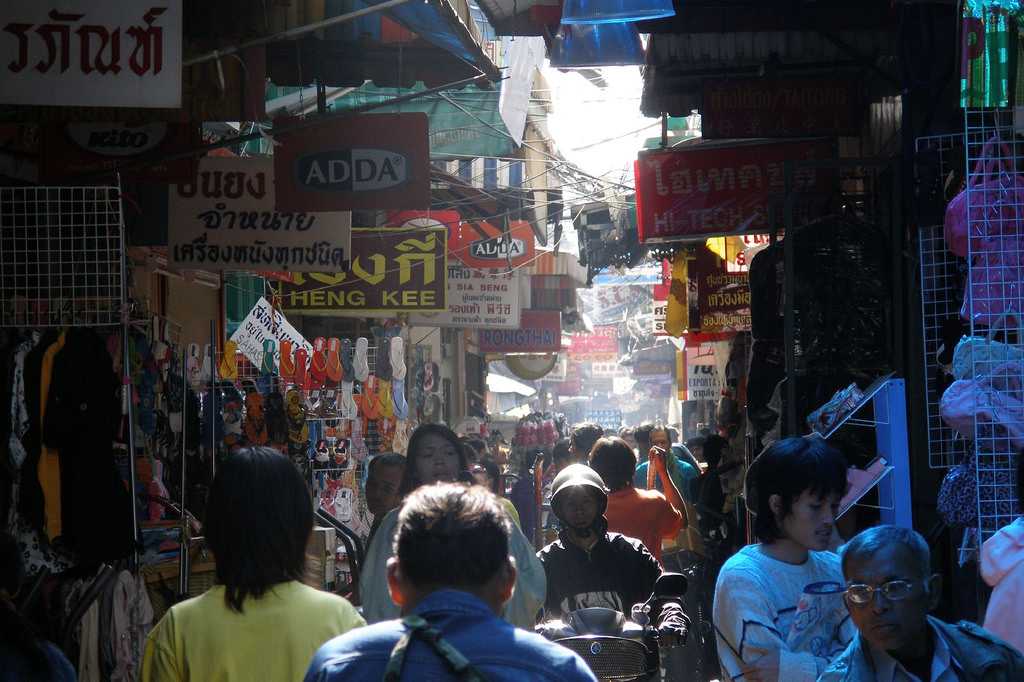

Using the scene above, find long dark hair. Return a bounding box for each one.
[203,447,313,612]
[1,532,49,676]
[398,423,469,498]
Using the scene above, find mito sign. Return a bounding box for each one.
[274,113,430,212]
[297,150,408,192]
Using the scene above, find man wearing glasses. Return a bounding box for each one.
[821,525,1024,682]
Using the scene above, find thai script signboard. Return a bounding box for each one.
[693,245,751,334]
[169,157,352,272]
[274,113,430,211]
[409,266,521,329]
[702,78,861,139]
[280,227,447,314]
[229,297,312,372]
[0,1,182,108]
[634,139,835,243]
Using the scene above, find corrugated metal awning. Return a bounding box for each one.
[526,251,588,287]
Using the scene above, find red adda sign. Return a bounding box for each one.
[274,113,430,212]
[634,139,835,243]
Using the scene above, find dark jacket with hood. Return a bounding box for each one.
[536,517,661,620]
[819,616,1024,682]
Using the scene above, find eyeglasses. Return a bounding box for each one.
[844,580,917,606]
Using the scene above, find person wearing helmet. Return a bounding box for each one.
[536,464,689,641]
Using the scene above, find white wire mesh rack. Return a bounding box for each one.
[963,108,1023,537]
[917,132,972,468]
[0,186,123,327]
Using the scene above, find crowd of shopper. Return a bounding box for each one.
[7,420,1024,682]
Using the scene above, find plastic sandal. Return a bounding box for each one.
[373,327,392,380]
[341,338,354,378]
[279,340,295,381]
[354,337,369,382]
[392,377,409,420]
[244,392,269,445]
[341,380,356,420]
[219,340,239,380]
[310,337,327,389]
[391,336,406,380]
[199,344,214,386]
[260,339,276,377]
[326,337,343,385]
[379,378,394,419]
[293,348,309,390]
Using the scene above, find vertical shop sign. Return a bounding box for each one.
[683,340,730,401]
[0,1,183,108]
[273,113,431,212]
[169,157,352,272]
[280,227,447,313]
[408,266,521,328]
[634,139,835,243]
[478,309,561,353]
[702,78,861,139]
[693,245,752,333]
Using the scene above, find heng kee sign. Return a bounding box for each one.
[0,1,182,108]
[634,139,836,243]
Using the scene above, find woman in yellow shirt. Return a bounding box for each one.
[142,447,364,682]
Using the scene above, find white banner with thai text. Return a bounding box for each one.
[229,297,312,372]
[0,1,183,108]
[409,265,520,328]
[169,157,352,272]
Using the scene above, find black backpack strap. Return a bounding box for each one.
[383,614,489,682]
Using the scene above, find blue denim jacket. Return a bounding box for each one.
[303,589,597,682]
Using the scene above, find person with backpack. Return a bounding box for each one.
[304,483,597,681]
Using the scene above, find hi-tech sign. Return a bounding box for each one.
[274,113,430,212]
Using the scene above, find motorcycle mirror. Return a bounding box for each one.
[653,572,688,598]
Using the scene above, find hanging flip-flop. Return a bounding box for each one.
[326,337,343,385]
[390,336,407,381]
[341,380,356,420]
[279,340,295,382]
[354,337,369,382]
[258,339,276,393]
[219,340,239,381]
[372,327,392,380]
[293,348,309,390]
[186,343,201,390]
[423,361,437,393]
[286,389,309,446]
[357,376,382,420]
[310,337,327,389]
[244,392,269,445]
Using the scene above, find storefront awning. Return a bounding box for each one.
[487,372,538,396]
[525,251,588,287]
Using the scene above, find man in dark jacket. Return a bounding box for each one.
[821,525,1024,682]
[536,464,688,640]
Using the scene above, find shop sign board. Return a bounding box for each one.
[280,227,447,314]
[40,122,198,182]
[702,78,861,139]
[230,297,312,372]
[169,157,352,272]
[273,113,430,212]
[0,1,183,108]
[693,245,752,333]
[683,340,730,401]
[408,265,521,329]
[634,139,835,243]
[448,219,536,269]
[478,309,561,353]
[569,325,619,360]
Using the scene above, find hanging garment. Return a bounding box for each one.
[109,570,154,682]
[19,329,60,531]
[38,331,66,539]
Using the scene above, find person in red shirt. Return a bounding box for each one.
[590,436,686,564]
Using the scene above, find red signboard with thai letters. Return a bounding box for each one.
[634,139,836,243]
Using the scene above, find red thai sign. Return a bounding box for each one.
[273,113,431,212]
[634,139,836,243]
[39,122,198,182]
[478,309,561,353]
[448,219,536,269]
[0,1,183,108]
[569,325,619,360]
[702,78,861,139]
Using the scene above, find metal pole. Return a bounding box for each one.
[178,347,189,596]
[209,321,217,480]
[783,160,797,437]
[183,0,417,66]
[118,183,140,571]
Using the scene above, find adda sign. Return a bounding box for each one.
[273,113,430,212]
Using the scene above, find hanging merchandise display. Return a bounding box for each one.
[960,2,1017,108]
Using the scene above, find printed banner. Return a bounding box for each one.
[408,266,521,329]
[40,122,198,182]
[635,139,836,243]
[273,113,430,212]
[702,78,861,139]
[478,309,561,353]
[569,325,619,361]
[229,297,312,372]
[693,245,752,334]
[280,227,447,314]
[0,1,182,108]
[169,157,352,272]
[683,340,730,401]
[448,219,537,269]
